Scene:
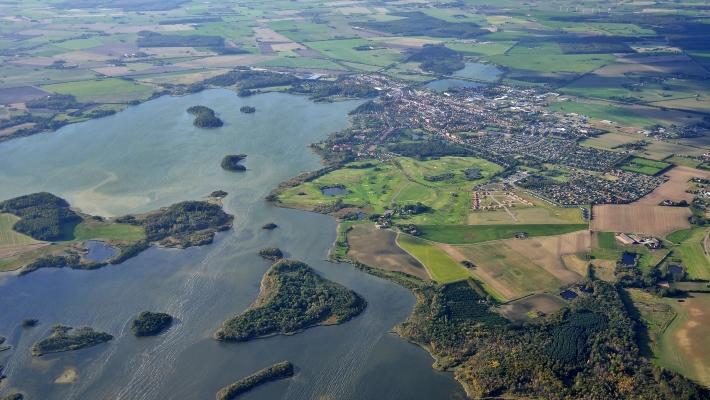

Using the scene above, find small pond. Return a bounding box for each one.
[560,290,578,300]
[83,240,118,262]
[621,252,637,266]
[321,186,349,196]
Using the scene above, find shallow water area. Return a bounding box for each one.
[0,90,464,399]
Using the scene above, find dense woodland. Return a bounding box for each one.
[216,361,294,400]
[258,247,283,261]
[142,200,233,246]
[31,325,112,356]
[130,312,173,336]
[221,154,247,171]
[0,192,81,241]
[187,105,223,128]
[395,279,707,399]
[215,260,366,341]
[407,45,464,75]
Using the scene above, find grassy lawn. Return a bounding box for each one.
[41,78,155,103]
[417,224,588,244]
[0,213,37,246]
[73,220,146,242]
[620,157,671,176]
[396,234,470,283]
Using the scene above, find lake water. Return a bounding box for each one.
[321,186,349,197]
[426,62,503,92]
[0,90,464,399]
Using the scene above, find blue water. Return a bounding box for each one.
[84,240,118,262]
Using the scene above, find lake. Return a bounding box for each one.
[426,62,503,92]
[0,90,464,399]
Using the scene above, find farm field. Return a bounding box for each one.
[278,156,502,224]
[347,224,429,280]
[439,241,563,302]
[0,213,38,246]
[672,228,710,280]
[620,157,671,176]
[41,78,155,103]
[637,166,710,205]
[395,234,471,284]
[657,294,710,387]
[591,204,690,237]
[304,39,404,68]
[549,99,700,129]
[417,223,588,244]
[488,42,615,75]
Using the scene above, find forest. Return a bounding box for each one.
[215,260,366,341]
[187,105,223,128]
[0,192,81,241]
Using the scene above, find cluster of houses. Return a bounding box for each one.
[471,190,532,211]
[522,170,665,206]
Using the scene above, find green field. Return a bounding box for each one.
[0,213,38,246]
[278,157,502,224]
[417,224,588,244]
[304,39,403,68]
[550,100,667,128]
[672,228,710,280]
[396,234,470,283]
[73,220,146,242]
[489,42,615,75]
[41,78,155,103]
[620,157,671,176]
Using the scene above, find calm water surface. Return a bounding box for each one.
[0,90,464,399]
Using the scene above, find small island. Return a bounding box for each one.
[21,318,39,328]
[221,154,247,172]
[1,393,23,400]
[142,200,234,248]
[261,222,278,230]
[131,311,173,336]
[258,247,283,261]
[216,361,294,400]
[187,105,223,128]
[214,259,366,341]
[0,336,10,353]
[210,190,228,198]
[31,325,113,356]
[239,106,256,114]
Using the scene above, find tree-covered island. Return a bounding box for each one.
[258,247,283,261]
[131,311,173,336]
[216,361,294,400]
[187,105,223,128]
[221,154,247,171]
[31,325,112,356]
[214,259,366,341]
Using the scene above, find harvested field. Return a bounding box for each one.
[173,55,277,68]
[438,231,588,302]
[591,204,691,237]
[347,224,429,280]
[498,293,566,322]
[638,166,710,205]
[590,259,616,282]
[0,86,49,104]
[505,230,589,285]
[658,294,710,387]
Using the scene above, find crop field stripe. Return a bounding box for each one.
[395,233,470,283]
[417,224,589,244]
